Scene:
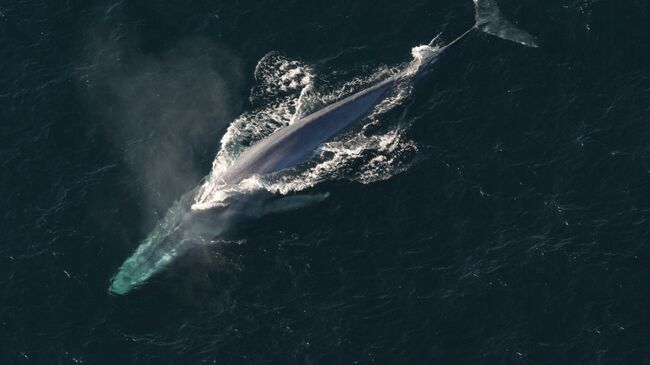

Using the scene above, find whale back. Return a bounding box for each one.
[221,76,397,185]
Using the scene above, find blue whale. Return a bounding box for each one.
[109,0,538,295]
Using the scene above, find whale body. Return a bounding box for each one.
[109,0,538,295]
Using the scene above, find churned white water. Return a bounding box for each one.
[192,45,439,210]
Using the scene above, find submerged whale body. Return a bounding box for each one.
[109,0,538,295]
[108,191,330,295]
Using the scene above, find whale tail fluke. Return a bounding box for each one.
[474,0,539,48]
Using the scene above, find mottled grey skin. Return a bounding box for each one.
[220,76,400,185]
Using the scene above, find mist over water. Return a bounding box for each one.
[2,0,650,363]
[80,12,246,215]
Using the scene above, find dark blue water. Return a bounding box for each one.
[2,0,650,363]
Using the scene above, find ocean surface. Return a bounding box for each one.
[2,0,650,363]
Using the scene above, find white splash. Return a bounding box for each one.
[192,45,438,210]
